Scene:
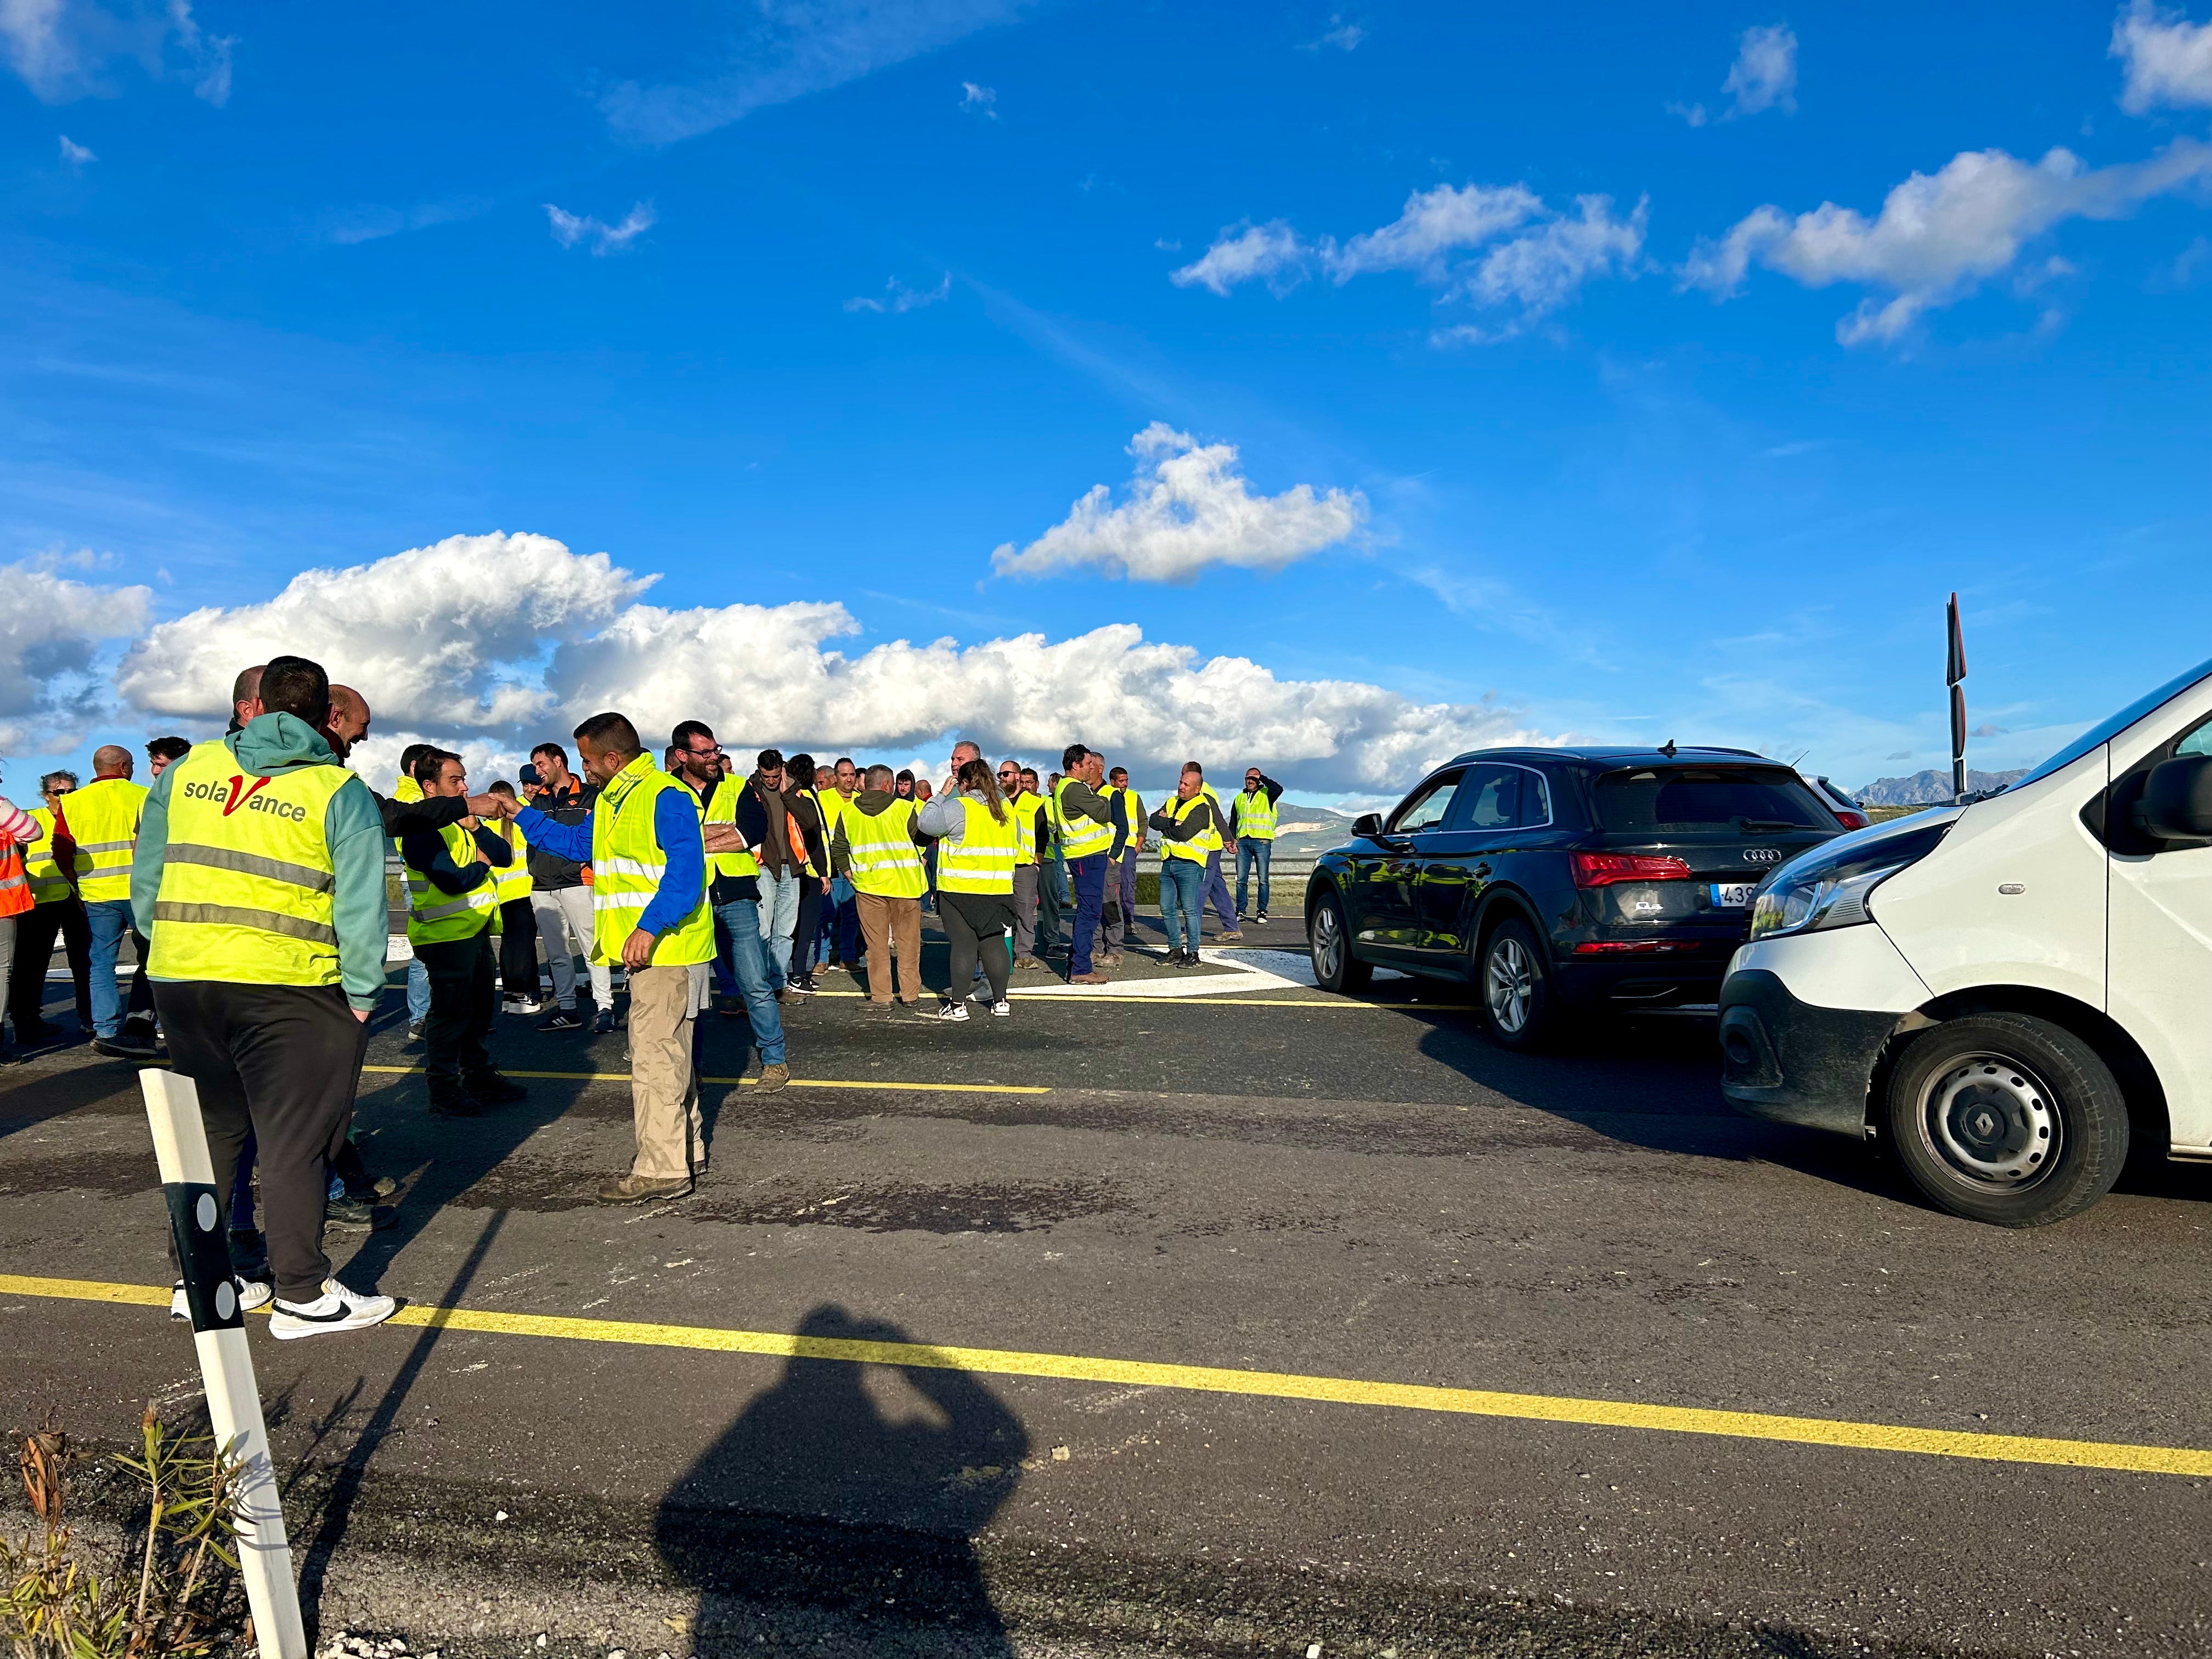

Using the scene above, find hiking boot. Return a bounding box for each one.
[1069,970,1111,986]
[596,1171,693,1204]
[755,1064,791,1091]
[1013,956,1043,970]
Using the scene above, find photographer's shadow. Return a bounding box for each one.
[655,1305,1029,1655]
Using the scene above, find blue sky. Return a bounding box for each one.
[4,0,2210,803]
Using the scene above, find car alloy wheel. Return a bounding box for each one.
[1312,901,1344,982]
[1485,934,1536,1035]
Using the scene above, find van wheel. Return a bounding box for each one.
[1308,890,1371,994]
[1884,1013,2129,1227]
[1480,918,1559,1051]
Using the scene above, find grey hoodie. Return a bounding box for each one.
[132,713,393,1012]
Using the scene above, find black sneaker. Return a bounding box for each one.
[537,1009,584,1032]
[92,1035,160,1060]
[428,1093,483,1118]
[1256,912,1269,923]
[592,1009,616,1035]
[467,1073,528,1106]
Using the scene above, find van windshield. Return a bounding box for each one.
[2008,657,2212,794]
[1593,766,1830,833]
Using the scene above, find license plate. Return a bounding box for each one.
[1709,883,1757,909]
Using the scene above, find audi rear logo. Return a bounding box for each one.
[1742,847,1783,865]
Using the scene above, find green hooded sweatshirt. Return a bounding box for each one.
[131,713,392,1012]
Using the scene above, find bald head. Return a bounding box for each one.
[92,745,133,779]
[328,685,370,748]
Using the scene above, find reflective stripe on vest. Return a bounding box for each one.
[937,798,1020,894]
[1232,787,1279,839]
[1007,792,1037,862]
[145,742,353,985]
[491,821,533,902]
[404,821,498,945]
[64,776,146,902]
[1161,794,1223,862]
[0,843,27,919]
[590,752,714,967]
[700,780,762,883]
[1052,778,1114,861]
[844,798,926,898]
[22,808,70,905]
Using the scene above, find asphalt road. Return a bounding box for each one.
[4,917,2210,1659]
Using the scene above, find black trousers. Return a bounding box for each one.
[153,980,364,1303]
[8,898,91,1039]
[793,878,822,975]
[415,928,498,1098]
[497,899,539,1001]
[939,891,1014,1003]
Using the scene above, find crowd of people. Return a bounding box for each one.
[0,653,1292,1339]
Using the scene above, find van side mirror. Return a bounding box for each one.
[2136,753,2212,842]
[1352,812,1383,839]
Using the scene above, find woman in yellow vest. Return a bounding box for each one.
[1147,761,1228,967]
[483,780,540,1013]
[916,758,1023,1020]
[829,762,929,1011]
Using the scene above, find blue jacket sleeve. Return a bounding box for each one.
[637,787,706,938]
[515,804,592,863]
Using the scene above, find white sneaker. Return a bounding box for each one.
[991,1000,1013,1017]
[268,1279,397,1340]
[503,996,543,1015]
[932,1000,971,1022]
[169,1277,273,1321]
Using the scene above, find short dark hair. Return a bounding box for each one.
[865,763,895,789]
[258,656,331,725]
[411,748,462,786]
[1019,767,1039,784]
[672,719,715,751]
[757,748,785,771]
[146,736,191,763]
[895,768,914,785]
[40,770,78,793]
[1182,761,1204,777]
[574,712,642,757]
[786,751,814,780]
[1060,743,1088,772]
[487,780,517,798]
[398,742,432,776]
[834,756,855,771]
[230,664,264,706]
[1108,766,1128,783]
[530,742,567,767]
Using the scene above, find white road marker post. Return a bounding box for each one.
[140,1067,308,1659]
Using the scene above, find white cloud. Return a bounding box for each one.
[544,201,656,255]
[990,422,1367,584]
[2113,1,2212,111]
[844,272,952,313]
[1299,14,1364,50]
[3,0,228,103]
[84,533,1543,793]
[115,532,653,732]
[1722,22,1797,117]
[58,132,93,165]
[1173,182,1644,338]
[165,0,228,104]
[959,79,996,116]
[601,0,1034,145]
[0,556,151,754]
[1683,140,2212,344]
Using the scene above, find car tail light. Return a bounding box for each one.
[1832,809,1870,830]
[1572,940,1699,955]
[1572,852,1693,888]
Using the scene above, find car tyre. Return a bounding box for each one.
[1308,889,1372,995]
[1479,917,1559,1051]
[1884,1013,2129,1228]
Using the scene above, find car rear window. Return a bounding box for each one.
[1592,766,1831,832]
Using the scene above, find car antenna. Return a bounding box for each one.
[1659,738,1677,758]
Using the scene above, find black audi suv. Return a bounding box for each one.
[1305,748,1850,1047]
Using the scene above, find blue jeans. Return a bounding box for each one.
[712,900,786,1065]
[1158,857,1205,953]
[1235,840,1273,916]
[1066,854,1108,974]
[407,957,430,1023]
[756,870,800,989]
[85,899,152,1037]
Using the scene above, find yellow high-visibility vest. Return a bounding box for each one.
[404,821,498,946]
[1160,794,1223,863]
[936,798,1020,894]
[146,741,358,985]
[1007,790,1038,862]
[22,807,71,905]
[843,798,926,898]
[1232,787,1279,839]
[63,776,146,902]
[699,780,762,884]
[590,752,714,966]
[1052,777,1114,861]
[490,818,533,903]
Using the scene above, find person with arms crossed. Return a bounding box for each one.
[1149,763,1228,967]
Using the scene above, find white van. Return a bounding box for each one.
[1718,657,2212,1226]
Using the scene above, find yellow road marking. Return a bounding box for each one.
[711,989,1461,1008]
[2,1272,2203,1478]
[359,1065,1048,1094]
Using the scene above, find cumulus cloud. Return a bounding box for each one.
[1683,140,2212,344]
[844,273,952,313]
[1723,22,1797,116]
[959,79,996,116]
[115,532,654,731]
[2113,1,2212,111]
[1299,15,1364,51]
[3,0,229,103]
[601,0,1035,145]
[100,533,1523,792]
[58,132,93,164]
[0,556,151,753]
[990,424,1367,584]
[544,201,656,255]
[1171,182,1645,338]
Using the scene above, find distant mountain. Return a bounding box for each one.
[1854,768,2029,806]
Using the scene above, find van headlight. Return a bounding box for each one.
[1747,820,1952,943]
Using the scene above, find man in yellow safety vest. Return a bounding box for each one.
[1231,767,1286,924]
[483,780,540,1014]
[56,744,157,1057]
[1051,744,1117,985]
[830,763,929,1011]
